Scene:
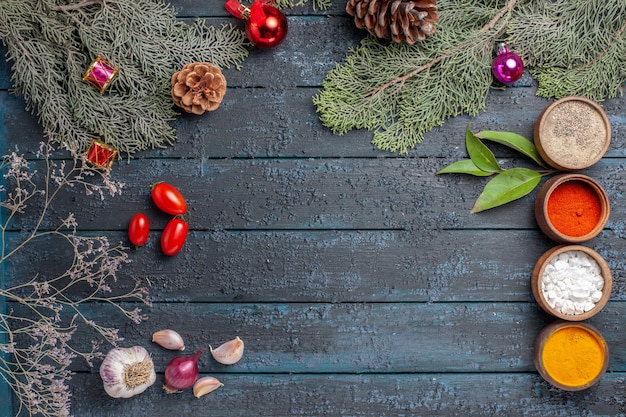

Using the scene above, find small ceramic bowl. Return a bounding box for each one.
[531,245,612,321]
[534,321,609,391]
[534,96,611,171]
[534,173,610,243]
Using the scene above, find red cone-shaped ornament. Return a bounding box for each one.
[492,43,524,84]
[226,0,288,48]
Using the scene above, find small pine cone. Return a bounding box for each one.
[171,62,227,115]
[346,0,438,44]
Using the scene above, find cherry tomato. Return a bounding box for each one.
[151,182,187,216]
[128,213,150,247]
[161,217,188,256]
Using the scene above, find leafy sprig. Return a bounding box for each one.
[438,126,555,213]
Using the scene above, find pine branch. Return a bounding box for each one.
[53,0,105,12]
[315,0,626,154]
[0,0,249,156]
[313,0,518,154]
[367,0,518,98]
[509,0,626,101]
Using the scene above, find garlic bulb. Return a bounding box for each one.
[210,336,244,365]
[152,329,185,351]
[99,346,156,398]
[193,376,224,398]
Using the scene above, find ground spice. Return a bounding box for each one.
[547,181,601,237]
[541,325,605,387]
[541,100,608,168]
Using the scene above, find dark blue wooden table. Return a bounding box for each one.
[2,1,626,416]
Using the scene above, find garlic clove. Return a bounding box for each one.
[152,329,185,351]
[99,346,156,398]
[210,336,244,365]
[193,376,224,398]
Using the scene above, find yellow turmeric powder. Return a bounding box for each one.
[542,325,606,388]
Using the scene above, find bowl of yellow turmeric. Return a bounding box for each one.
[534,321,609,391]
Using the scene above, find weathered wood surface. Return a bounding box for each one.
[5,231,626,303]
[2,0,626,415]
[6,301,623,373]
[66,373,626,416]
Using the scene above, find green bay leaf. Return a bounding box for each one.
[465,126,501,173]
[471,168,542,213]
[437,159,494,176]
[475,130,546,167]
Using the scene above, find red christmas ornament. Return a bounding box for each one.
[85,139,118,170]
[83,55,118,93]
[226,0,288,48]
[491,42,524,84]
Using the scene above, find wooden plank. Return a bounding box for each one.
[0,58,11,416]
[2,87,626,160]
[2,2,626,416]
[221,17,361,88]
[4,230,625,303]
[171,84,626,159]
[0,16,359,91]
[0,270,9,417]
[0,55,8,92]
[170,0,351,17]
[62,372,626,416]
[10,301,624,374]
[4,157,625,232]
[169,86,547,159]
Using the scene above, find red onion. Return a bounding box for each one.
[163,349,204,394]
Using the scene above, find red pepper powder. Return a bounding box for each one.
[547,181,602,237]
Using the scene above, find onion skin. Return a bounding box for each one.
[163,349,204,393]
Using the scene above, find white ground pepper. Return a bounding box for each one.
[541,100,608,168]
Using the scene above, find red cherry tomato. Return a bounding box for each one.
[151,182,187,215]
[161,217,188,256]
[128,213,150,247]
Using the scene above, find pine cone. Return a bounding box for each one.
[171,62,227,115]
[346,0,438,44]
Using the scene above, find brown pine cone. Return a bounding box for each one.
[171,62,227,115]
[346,0,438,44]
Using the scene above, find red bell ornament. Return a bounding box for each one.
[226,0,288,48]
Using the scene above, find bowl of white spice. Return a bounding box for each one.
[531,245,612,321]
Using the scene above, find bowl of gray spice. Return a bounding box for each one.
[534,96,611,171]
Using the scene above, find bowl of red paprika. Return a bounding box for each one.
[534,173,610,244]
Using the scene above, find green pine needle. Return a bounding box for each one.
[509,0,626,101]
[313,0,515,155]
[314,0,626,154]
[0,0,249,156]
